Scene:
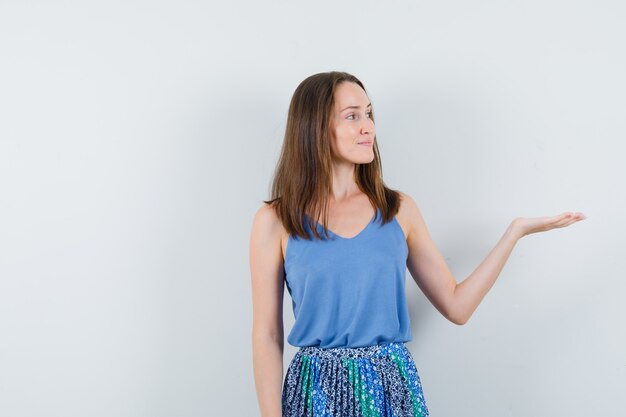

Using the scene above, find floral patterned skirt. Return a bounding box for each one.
[282,341,429,417]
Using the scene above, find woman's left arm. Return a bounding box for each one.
[399,191,586,325]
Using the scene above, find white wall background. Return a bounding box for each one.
[1,0,624,416]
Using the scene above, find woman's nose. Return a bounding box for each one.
[361,118,375,134]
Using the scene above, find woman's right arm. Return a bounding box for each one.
[249,203,286,417]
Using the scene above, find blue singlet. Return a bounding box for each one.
[283,207,413,348]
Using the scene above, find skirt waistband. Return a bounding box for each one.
[296,341,407,360]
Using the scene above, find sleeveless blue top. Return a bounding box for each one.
[283,207,413,348]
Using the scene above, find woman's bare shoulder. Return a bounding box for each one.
[252,202,282,235]
[249,203,288,288]
[394,190,423,240]
[251,203,289,253]
[396,190,419,214]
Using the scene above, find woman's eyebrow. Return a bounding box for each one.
[340,103,372,112]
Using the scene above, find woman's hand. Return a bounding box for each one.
[511,212,587,238]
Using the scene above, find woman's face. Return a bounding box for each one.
[329,82,376,165]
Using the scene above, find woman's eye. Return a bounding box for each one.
[347,112,372,120]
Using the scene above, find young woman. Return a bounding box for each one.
[249,71,586,417]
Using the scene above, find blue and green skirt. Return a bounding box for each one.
[282,341,429,417]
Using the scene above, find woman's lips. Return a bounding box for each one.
[358,141,373,146]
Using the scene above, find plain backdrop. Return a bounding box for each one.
[1,1,624,416]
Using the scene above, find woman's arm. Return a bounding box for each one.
[250,204,286,417]
[398,191,586,325]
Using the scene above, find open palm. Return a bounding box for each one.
[513,212,587,238]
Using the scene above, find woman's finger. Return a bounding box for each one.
[551,213,585,229]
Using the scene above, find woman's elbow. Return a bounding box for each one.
[447,310,470,326]
[252,325,284,347]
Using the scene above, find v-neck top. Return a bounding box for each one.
[283,207,412,348]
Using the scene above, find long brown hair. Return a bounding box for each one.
[264,71,402,240]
